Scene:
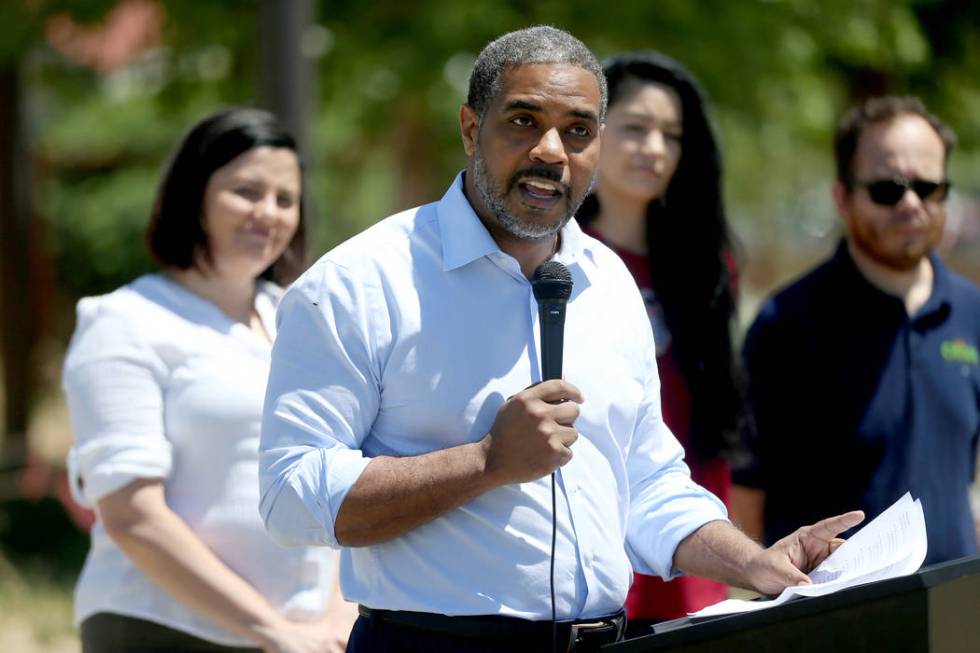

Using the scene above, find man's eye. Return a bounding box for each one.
[568,125,592,137]
[511,116,533,127]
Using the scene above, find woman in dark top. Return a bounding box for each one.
[577,51,748,634]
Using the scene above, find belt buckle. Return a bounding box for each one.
[568,618,621,652]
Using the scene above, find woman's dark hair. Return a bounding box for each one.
[147,107,307,285]
[578,51,748,461]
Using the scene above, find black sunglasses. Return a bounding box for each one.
[850,176,950,206]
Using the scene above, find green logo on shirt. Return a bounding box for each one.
[941,339,979,365]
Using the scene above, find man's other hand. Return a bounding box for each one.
[746,510,865,596]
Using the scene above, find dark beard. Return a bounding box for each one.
[471,145,587,241]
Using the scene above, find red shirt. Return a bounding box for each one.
[584,227,730,620]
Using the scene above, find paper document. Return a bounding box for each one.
[690,492,927,618]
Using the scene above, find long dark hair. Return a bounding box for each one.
[578,51,747,461]
[147,107,307,285]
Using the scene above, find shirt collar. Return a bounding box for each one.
[833,238,952,319]
[554,215,588,265]
[436,171,592,272]
[437,172,503,272]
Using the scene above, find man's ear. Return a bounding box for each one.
[460,104,479,156]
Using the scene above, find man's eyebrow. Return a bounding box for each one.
[503,100,542,112]
[570,109,598,122]
[502,99,598,123]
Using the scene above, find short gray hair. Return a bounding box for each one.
[467,26,607,120]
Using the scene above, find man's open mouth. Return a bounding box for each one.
[518,178,564,204]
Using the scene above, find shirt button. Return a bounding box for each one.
[567,481,578,494]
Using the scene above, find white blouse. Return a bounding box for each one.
[62,274,336,646]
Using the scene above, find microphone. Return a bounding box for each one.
[532,260,574,653]
[531,261,573,381]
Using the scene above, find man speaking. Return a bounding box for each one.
[259,26,862,652]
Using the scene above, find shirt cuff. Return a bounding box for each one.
[261,445,372,548]
[626,477,729,580]
[67,434,173,507]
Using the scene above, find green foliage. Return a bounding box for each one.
[47,164,159,298]
[16,0,980,310]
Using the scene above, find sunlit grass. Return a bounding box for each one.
[0,554,78,651]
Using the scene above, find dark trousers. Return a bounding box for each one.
[80,613,262,653]
[348,615,546,652]
[347,610,625,653]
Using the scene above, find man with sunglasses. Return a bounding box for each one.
[733,96,980,565]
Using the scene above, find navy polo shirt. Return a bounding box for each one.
[736,240,980,564]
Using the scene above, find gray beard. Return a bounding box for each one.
[472,145,584,241]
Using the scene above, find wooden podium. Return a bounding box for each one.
[603,555,980,653]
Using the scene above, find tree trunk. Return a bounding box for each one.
[259,0,313,140]
[0,60,33,472]
[259,0,316,242]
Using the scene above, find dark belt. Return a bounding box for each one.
[358,605,626,652]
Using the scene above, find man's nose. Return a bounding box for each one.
[529,128,568,166]
[895,187,925,212]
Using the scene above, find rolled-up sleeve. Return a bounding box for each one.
[62,299,173,507]
[624,339,728,580]
[259,261,379,548]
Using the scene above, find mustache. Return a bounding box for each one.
[507,166,569,194]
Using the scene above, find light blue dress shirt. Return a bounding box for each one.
[259,173,727,620]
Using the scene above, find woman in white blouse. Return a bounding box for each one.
[62,108,355,652]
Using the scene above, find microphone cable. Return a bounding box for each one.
[551,470,557,653]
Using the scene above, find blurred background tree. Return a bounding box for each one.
[0,2,979,644]
[20,0,980,320]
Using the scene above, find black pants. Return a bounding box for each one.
[348,615,541,653]
[347,610,624,653]
[80,613,262,653]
